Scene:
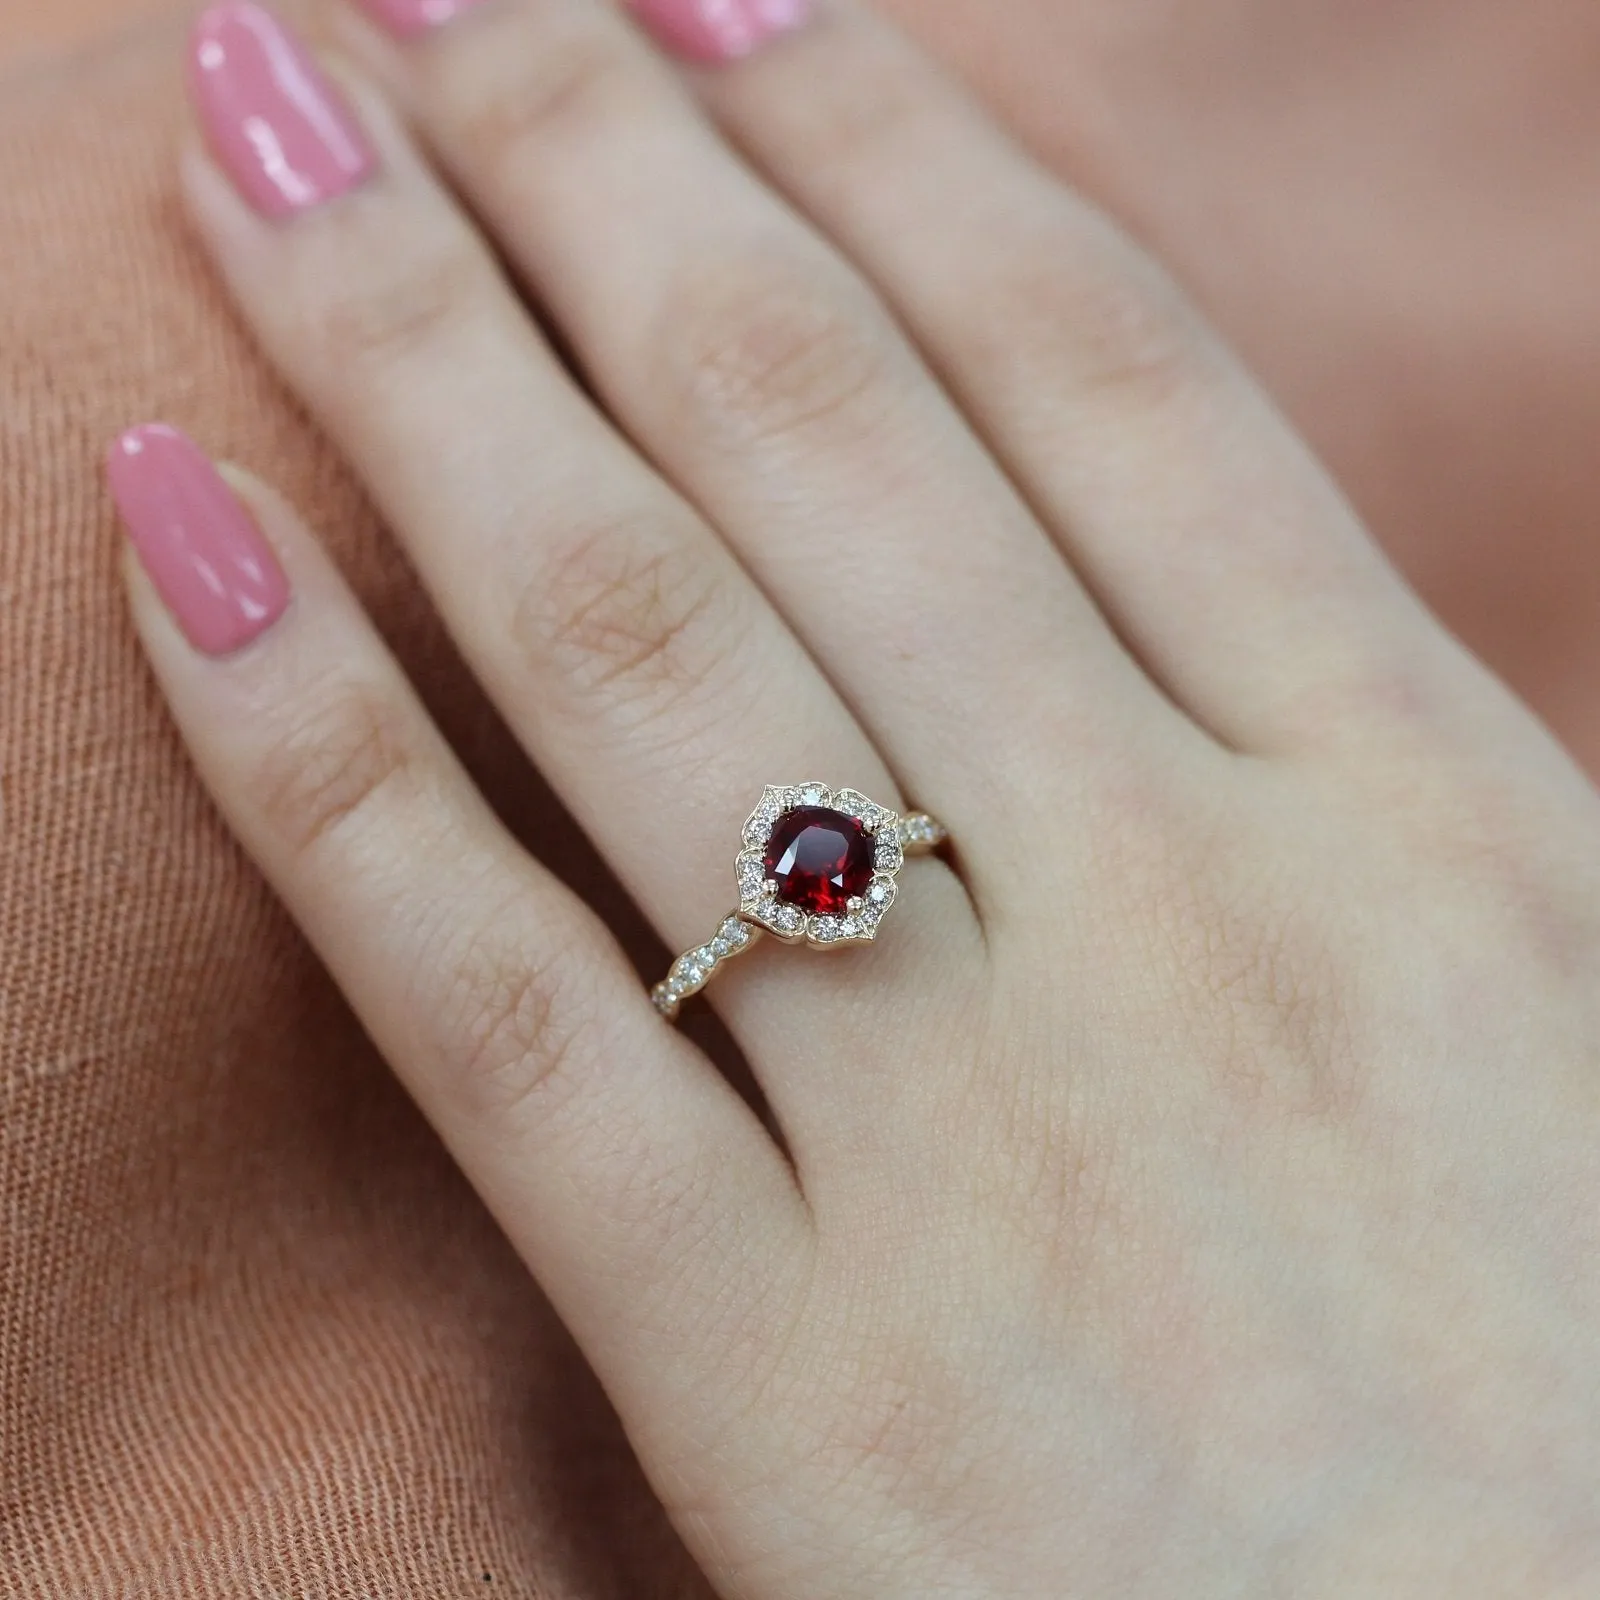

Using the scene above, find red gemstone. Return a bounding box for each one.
[762,807,876,916]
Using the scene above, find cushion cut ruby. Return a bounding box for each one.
[762,807,876,917]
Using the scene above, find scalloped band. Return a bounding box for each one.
[651,784,949,1022]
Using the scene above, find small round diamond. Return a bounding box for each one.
[835,789,889,833]
[744,791,785,847]
[899,814,947,848]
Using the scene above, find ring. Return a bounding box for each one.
[651,783,949,1021]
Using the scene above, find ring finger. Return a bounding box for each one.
[325,0,1196,847]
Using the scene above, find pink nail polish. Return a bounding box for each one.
[355,0,487,42]
[627,0,812,65]
[188,2,376,220]
[108,425,291,657]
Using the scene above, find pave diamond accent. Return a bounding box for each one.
[743,786,788,848]
[899,813,948,849]
[652,915,761,1017]
[737,853,768,903]
[834,788,890,834]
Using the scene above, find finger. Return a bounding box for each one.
[326,0,1199,840]
[107,423,814,1441]
[662,0,1537,763]
[179,2,983,1102]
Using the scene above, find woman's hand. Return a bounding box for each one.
[108,1,1600,1593]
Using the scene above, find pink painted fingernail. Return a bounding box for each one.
[188,2,376,220]
[108,425,291,657]
[355,0,487,41]
[626,0,812,65]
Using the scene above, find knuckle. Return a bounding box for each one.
[1081,773,1363,1122]
[313,239,489,374]
[664,253,902,451]
[253,684,419,861]
[511,511,732,722]
[431,927,596,1124]
[1395,770,1600,976]
[438,22,631,175]
[1274,646,1450,754]
[980,219,1207,412]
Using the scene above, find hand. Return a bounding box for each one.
[108,1,1600,1594]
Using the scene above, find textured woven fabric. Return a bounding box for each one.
[0,28,715,1598]
[4,2,1597,1593]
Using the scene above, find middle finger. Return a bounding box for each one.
[331,0,1193,840]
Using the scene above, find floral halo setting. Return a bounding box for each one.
[652,783,948,1020]
[736,782,908,948]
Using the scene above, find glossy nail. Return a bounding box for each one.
[188,2,376,220]
[108,425,290,657]
[354,0,488,41]
[627,0,812,65]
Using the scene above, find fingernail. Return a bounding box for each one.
[354,0,487,41]
[108,425,291,657]
[626,0,812,65]
[188,2,376,220]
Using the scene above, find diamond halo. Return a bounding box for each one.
[736,783,905,950]
[651,783,948,1020]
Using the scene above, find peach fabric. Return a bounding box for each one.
[0,0,167,64]
[0,26,717,1596]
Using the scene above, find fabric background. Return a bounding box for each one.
[0,0,164,62]
[0,25,722,1597]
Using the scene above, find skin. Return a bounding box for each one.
[882,0,1600,780]
[128,1,1600,1594]
[10,0,1599,750]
